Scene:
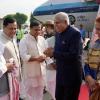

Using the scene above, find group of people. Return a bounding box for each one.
[0,11,100,100]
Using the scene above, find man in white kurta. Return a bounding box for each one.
[46,36,56,100]
[19,21,52,100]
[0,17,20,100]
[44,20,56,100]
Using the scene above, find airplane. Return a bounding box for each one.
[33,1,99,33]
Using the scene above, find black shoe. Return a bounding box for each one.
[19,98,23,100]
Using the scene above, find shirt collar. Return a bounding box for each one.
[28,33,38,41]
[60,25,70,35]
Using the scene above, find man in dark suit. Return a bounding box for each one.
[44,12,82,100]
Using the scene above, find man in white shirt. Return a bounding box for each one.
[0,17,21,100]
[45,20,56,100]
[19,20,52,100]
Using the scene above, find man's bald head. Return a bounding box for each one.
[54,12,70,33]
[54,12,70,25]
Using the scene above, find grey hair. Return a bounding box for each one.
[54,12,70,25]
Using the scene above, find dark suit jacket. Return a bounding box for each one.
[54,25,82,87]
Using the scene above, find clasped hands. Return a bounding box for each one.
[6,58,16,72]
[43,47,53,57]
[36,55,46,62]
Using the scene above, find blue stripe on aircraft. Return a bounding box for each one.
[33,2,99,16]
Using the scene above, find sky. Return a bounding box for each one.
[0,0,48,18]
[0,0,85,19]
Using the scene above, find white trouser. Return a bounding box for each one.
[25,86,44,100]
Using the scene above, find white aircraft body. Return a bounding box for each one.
[33,1,99,32]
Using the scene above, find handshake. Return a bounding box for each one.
[44,47,54,57]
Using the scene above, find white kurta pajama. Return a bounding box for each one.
[0,31,20,100]
[19,34,52,100]
[46,36,56,100]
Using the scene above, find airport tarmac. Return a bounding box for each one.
[43,91,53,100]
